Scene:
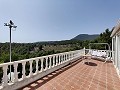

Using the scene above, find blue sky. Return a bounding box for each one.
[0,0,120,43]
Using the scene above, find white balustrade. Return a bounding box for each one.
[29,60,33,76]
[40,58,43,72]
[35,59,39,74]
[22,61,26,79]
[45,58,48,70]
[49,57,52,69]
[14,62,18,82]
[2,65,8,86]
[57,56,58,64]
[0,49,84,90]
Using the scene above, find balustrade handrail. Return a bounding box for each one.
[0,49,84,90]
[0,50,82,67]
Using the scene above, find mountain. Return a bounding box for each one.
[72,34,99,41]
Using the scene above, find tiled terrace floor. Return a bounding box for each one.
[21,59,120,90]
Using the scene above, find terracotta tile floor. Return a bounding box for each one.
[21,59,120,90]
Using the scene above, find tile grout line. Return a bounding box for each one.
[87,61,100,90]
[66,60,91,89]
[109,62,116,90]
[106,63,107,90]
[53,61,85,90]
[80,65,94,89]
[96,62,103,90]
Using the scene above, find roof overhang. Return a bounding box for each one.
[111,20,120,37]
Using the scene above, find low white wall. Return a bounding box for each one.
[0,49,84,90]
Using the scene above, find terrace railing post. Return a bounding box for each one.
[36,59,39,74]
[41,58,43,72]
[2,65,8,86]
[22,62,26,79]
[29,60,33,76]
[49,57,51,69]
[45,58,48,70]
[61,55,63,63]
[53,56,55,67]
[14,62,18,82]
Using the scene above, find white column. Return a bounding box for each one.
[22,62,26,79]
[29,60,33,76]
[112,38,114,62]
[118,36,120,74]
[36,59,39,74]
[56,56,58,66]
[72,53,74,59]
[60,55,63,64]
[45,58,48,70]
[113,37,116,64]
[69,54,71,61]
[53,56,55,67]
[2,65,8,86]
[49,57,51,68]
[14,62,18,82]
[58,56,60,65]
[67,54,69,61]
[65,54,67,61]
[41,58,43,72]
[62,55,64,63]
[115,35,118,68]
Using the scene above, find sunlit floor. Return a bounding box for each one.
[21,58,120,90]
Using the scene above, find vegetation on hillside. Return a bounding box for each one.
[0,28,112,83]
[0,28,112,63]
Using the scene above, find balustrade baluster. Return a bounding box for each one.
[36,59,38,74]
[53,56,55,67]
[49,57,51,69]
[14,62,18,82]
[63,55,64,63]
[41,58,43,72]
[2,65,8,86]
[65,54,67,62]
[22,62,26,79]
[46,58,48,70]
[60,55,62,64]
[56,56,58,66]
[29,60,33,76]
[58,56,60,65]
[68,54,70,61]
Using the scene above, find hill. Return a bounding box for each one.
[72,34,99,41]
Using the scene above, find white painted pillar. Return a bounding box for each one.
[56,56,58,65]
[65,54,67,61]
[69,54,71,61]
[61,54,63,64]
[58,55,60,65]
[62,54,65,63]
[112,38,114,63]
[66,54,68,61]
[115,35,118,68]
[2,65,8,86]
[49,57,51,68]
[14,62,18,82]
[45,58,48,70]
[118,36,120,74]
[22,62,26,79]
[41,58,43,72]
[36,59,39,74]
[113,37,116,64]
[29,60,33,76]
[53,56,55,67]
